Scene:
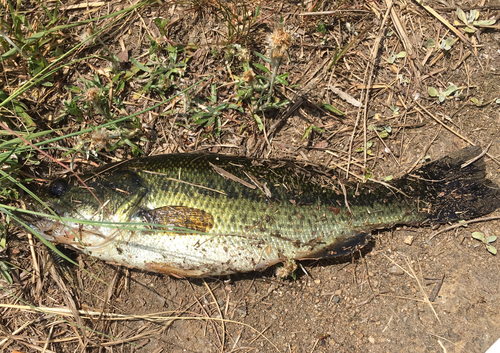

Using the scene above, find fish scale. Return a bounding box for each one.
[22,146,500,277]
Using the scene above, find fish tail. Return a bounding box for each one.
[405,146,500,223]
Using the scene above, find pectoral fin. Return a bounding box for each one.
[134,206,214,233]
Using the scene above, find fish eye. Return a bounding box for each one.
[49,180,67,197]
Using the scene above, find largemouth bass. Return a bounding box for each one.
[23,146,500,277]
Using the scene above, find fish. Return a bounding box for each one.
[22,146,500,277]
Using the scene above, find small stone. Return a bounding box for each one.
[368,336,375,344]
[334,289,342,296]
[333,295,341,304]
[236,306,247,318]
[404,235,414,245]
[314,279,321,285]
[388,265,404,275]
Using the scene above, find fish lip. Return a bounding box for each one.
[22,198,68,242]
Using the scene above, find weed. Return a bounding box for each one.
[0,215,12,284]
[440,37,455,51]
[192,83,243,136]
[387,51,406,64]
[472,232,497,255]
[428,84,459,103]
[232,27,293,125]
[355,141,373,155]
[368,125,391,139]
[455,8,497,33]
[302,125,325,141]
[217,1,261,44]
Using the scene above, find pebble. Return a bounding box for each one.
[388,265,404,275]
[404,235,414,245]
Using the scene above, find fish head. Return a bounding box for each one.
[23,169,147,251]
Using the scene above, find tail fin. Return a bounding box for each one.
[406,146,500,222]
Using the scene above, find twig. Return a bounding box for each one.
[188,282,223,349]
[373,127,400,166]
[298,10,370,15]
[203,280,225,353]
[405,125,442,174]
[0,319,35,347]
[412,0,471,45]
[461,142,490,168]
[310,338,320,353]
[438,340,448,353]
[143,171,228,195]
[347,0,394,175]
[382,253,413,278]
[429,216,500,240]
[378,293,439,303]
[209,162,256,190]
[27,232,39,286]
[385,0,413,55]
[248,324,272,345]
[404,257,441,323]
[42,324,55,353]
[428,274,445,302]
[414,101,500,166]
[338,179,352,215]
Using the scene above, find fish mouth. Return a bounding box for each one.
[27,212,122,252]
[18,200,102,249]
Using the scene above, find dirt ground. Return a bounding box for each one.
[2,0,500,352]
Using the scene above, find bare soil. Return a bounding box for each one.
[2,0,500,352]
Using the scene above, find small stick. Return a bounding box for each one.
[415,101,500,166]
[405,125,442,174]
[404,257,441,323]
[298,10,370,15]
[461,142,490,168]
[143,171,228,195]
[27,232,39,285]
[412,0,471,45]
[385,0,413,55]
[347,0,394,175]
[189,282,223,349]
[203,280,225,353]
[209,162,256,190]
[428,274,445,302]
[429,216,500,240]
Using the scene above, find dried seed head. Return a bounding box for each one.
[275,259,297,279]
[84,87,100,103]
[90,128,109,151]
[268,28,291,60]
[242,69,256,84]
[80,27,94,47]
[238,48,250,62]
